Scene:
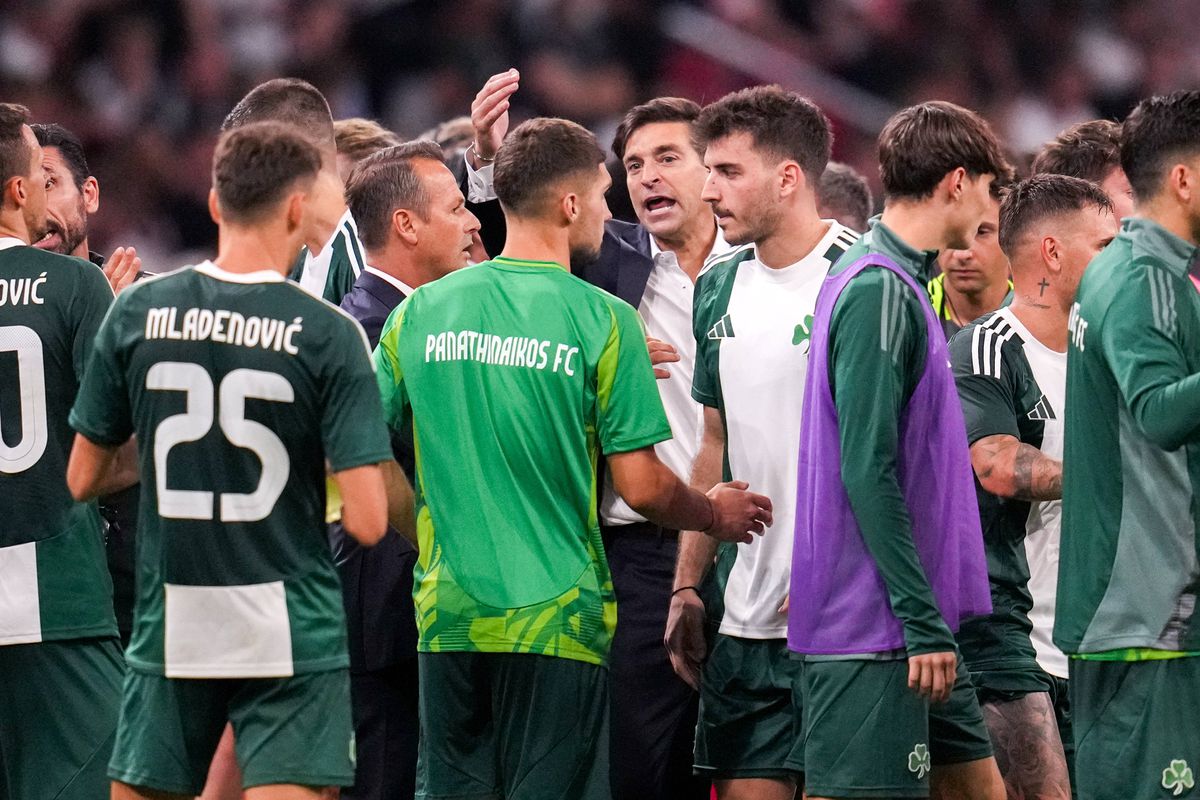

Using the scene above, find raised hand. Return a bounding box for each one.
[470,69,520,167]
[103,246,141,295]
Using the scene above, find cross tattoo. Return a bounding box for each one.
[1038,278,1050,296]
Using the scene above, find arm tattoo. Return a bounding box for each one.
[1011,443,1063,501]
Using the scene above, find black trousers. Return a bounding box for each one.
[344,659,420,800]
[602,522,710,800]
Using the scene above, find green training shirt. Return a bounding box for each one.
[950,308,1067,679]
[375,256,671,667]
[1057,218,1200,656]
[823,218,956,656]
[70,261,392,677]
[290,209,366,305]
[0,240,117,645]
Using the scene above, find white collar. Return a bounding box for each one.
[194,260,286,284]
[0,236,27,251]
[648,218,731,266]
[364,265,416,296]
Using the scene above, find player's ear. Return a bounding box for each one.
[1040,234,1062,275]
[207,187,221,225]
[562,191,580,225]
[284,191,305,233]
[943,167,968,203]
[83,176,100,215]
[779,161,802,198]
[393,208,419,246]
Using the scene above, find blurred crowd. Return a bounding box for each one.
[2,0,1198,268]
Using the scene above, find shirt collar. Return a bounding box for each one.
[865,216,940,282]
[194,260,286,283]
[1124,217,1200,278]
[0,236,27,251]
[648,218,731,270]
[364,265,416,296]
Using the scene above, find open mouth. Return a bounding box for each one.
[34,230,61,250]
[644,195,677,215]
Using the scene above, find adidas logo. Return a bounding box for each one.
[1027,395,1056,421]
[707,314,735,340]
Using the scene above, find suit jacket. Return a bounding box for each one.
[335,269,419,673]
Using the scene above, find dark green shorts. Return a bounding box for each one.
[0,637,123,800]
[802,654,993,799]
[1070,657,1200,800]
[416,652,609,800]
[108,668,354,795]
[694,634,803,779]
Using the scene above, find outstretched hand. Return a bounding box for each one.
[647,336,680,379]
[703,480,772,544]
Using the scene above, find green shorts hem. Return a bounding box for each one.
[693,765,802,780]
[415,791,502,800]
[931,746,994,767]
[803,782,927,799]
[243,772,356,790]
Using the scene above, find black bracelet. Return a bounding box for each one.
[672,585,701,598]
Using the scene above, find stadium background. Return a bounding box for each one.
[0,0,1195,270]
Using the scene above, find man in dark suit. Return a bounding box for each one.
[464,72,732,800]
[337,140,480,800]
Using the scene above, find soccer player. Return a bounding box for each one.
[927,180,1013,339]
[337,141,480,800]
[950,174,1117,798]
[468,73,737,800]
[788,101,1010,800]
[0,102,126,800]
[661,86,858,800]
[1057,90,1200,800]
[67,121,395,800]
[1032,119,1135,220]
[374,117,772,799]
[222,78,365,305]
[817,161,873,232]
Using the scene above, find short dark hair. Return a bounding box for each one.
[817,162,873,230]
[612,97,702,161]
[213,121,322,225]
[334,118,402,169]
[1120,90,1200,202]
[878,101,1011,200]
[696,86,832,181]
[345,141,446,250]
[1031,120,1122,184]
[0,103,32,188]
[222,78,335,151]
[998,173,1114,257]
[31,123,90,190]
[493,118,606,218]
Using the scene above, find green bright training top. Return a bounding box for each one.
[374,256,671,666]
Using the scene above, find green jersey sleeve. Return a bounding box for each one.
[949,322,1022,445]
[829,268,956,655]
[374,299,411,434]
[69,288,135,447]
[1101,262,1200,451]
[70,260,114,376]
[690,269,724,409]
[596,298,672,455]
[322,313,393,473]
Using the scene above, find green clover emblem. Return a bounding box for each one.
[793,314,814,354]
[908,743,931,779]
[1163,760,1195,796]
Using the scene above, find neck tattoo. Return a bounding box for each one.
[1038,278,1050,296]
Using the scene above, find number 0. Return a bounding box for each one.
[0,325,49,474]
[148,363,293,522]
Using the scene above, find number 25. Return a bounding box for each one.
[148,362,292,522]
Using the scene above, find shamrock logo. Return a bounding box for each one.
[793,314,815,354]
[908,743,931,779]
[1163,760,1195,796]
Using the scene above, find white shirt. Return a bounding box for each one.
[297,209,365,299]
[0,237,27,251]
[712,222,858,637]
[996,308,1069,679]
[599,230,731,526]
[363,265,416,297]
